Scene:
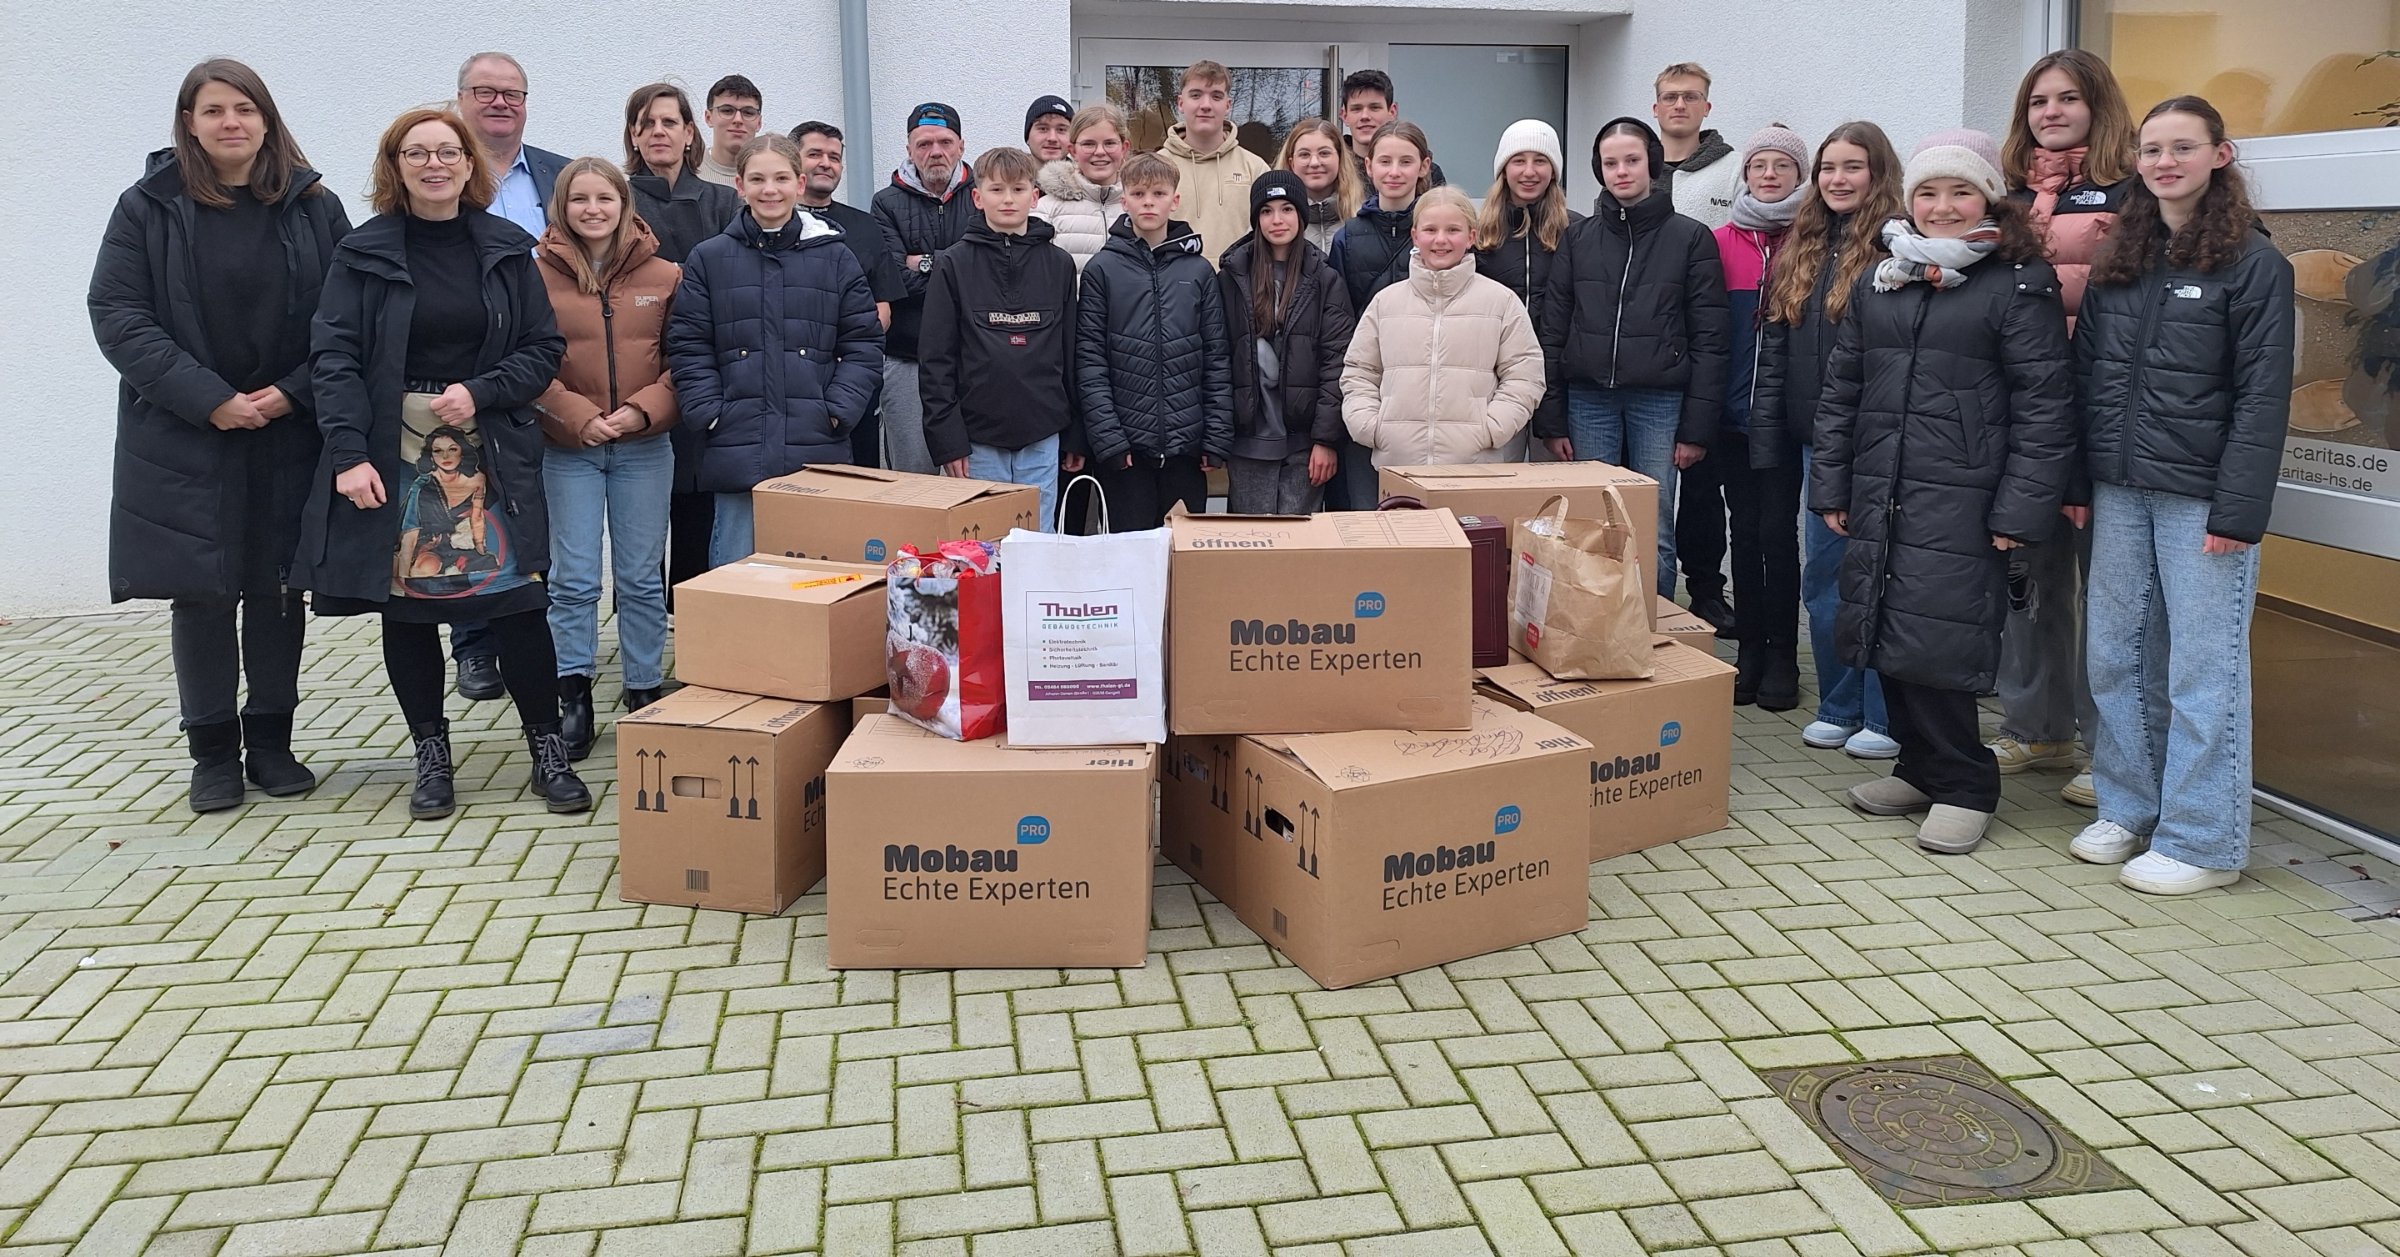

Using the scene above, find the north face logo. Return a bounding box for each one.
[2071,189,2108,206]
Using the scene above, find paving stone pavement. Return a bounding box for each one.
[5,607,2400,1256]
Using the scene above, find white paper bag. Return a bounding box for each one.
[1000,476,1170,745]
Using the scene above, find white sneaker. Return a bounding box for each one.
[2119,851,2240,896]
[1803,720,1859,749]
[2061,771,2097,808]
[1845,729,1901,760]
[1987,736,2079,774]
[2070,820,2144,865]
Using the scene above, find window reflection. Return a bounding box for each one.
[1104,65,1325,161]
[2080,1,2400,137]
[2270,209,2400,500]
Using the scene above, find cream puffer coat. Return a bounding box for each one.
[1341,254,1545,465]
[1033,160,1124,273]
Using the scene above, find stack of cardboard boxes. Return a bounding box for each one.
[616,463,1735,991]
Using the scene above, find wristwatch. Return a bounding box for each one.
[916,254,934,275]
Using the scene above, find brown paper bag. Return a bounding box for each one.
[1508,491,1654,680]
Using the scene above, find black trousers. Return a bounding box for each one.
[1882,677,2001,811]
[1725,437,1804,648]
[383,610,560,731]
[667,491,715,593]
[1095,454,1207,532]
[171,591,307,727]
[1677,442,1730,601]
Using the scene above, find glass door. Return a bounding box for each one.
[1074,39,1334,162]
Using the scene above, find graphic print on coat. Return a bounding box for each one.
[395,419,522,598]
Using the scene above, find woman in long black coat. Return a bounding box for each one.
[292,106,582,822]
[89,59,350,813]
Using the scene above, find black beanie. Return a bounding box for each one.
[1591,115,1665,183]
[1250,171,1305,227]
[1024,94,1073,138]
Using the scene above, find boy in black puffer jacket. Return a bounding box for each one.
[920,147,1080,528]
[1075,152,1233,530]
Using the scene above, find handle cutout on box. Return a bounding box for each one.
[671,776,723,799]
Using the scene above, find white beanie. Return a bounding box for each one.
[1494,119,1565,178]
[1903,128,2007,202]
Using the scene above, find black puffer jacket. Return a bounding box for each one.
[1751,213,1862,469]
[1074,219,1233,462]
[1809,256,2077,693]
[293,211,563,604]
[630,170,740,263]
[872,164,981,359]
[1539,176,1729,445]
[90,156,350,603]
[1219,233,1356,456]
[2071,228,2295,544]
[1475,203,1583,316]
[1327,199,1416,314]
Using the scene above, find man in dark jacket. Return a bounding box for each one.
[1075,153,1233,531]
[919,147,1079,528]
[792,121,909,467]
[873,102,982,476]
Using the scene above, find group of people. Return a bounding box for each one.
[95,47,2292,896]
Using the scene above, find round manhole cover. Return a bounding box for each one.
[1815,1064,2060,1191]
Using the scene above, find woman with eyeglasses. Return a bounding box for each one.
[293,106,582,822]
[90,58,351,814]
[623,82,738,263]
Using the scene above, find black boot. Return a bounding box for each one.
[624,686,664,713]
[526,723,592,814]
[1758,642,1802,712]
[455,656,504,701]
[558,675,596,762]
[185,720,245,814]
[1732,641,1766,707]
[1688,592,1737,639]
[241,712,317,797]
[409,720,455,820]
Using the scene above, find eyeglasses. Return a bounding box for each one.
[2137,142,2211,165]
[400,145,468,167]
[712,105,761,121]
[1657,91,1705,105]
[467,85,527,106]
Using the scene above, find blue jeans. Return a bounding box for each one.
[1567,385,1680,598]
[710,492,756,570]
[1801,449,1889,735]
[967,433,1059,531]
[2086,483,2258,870]
[544,436,673,689]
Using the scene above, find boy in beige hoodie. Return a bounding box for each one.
[1158,60,1268,269]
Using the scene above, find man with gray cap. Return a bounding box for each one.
[873,102,983,474]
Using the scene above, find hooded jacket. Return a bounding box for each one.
[1219,233,1356,458]
[292,210,563,604]
[1539,118,1730,446]
[91,154,351,603]
[667,209,885,492]
[628,169,741,263]
[1032,159,1125,273]
[919,217,1080,464]
[872,160,981,357]
[1665,129,1739,230]
[2071,227,2295,544]
[1074,219,1233,462]
[1159,126,1268,268]
[2012,146,2128,331]
[533,219,682,449]
[1326,196,1419,315]
[1809,256,2077,692]
[1341,254,1545,467]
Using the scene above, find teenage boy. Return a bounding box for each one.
[1338,70,1446,188]
[1654,62,1737,229]
[1026,95,1074,164]
[919,147,1079,527]
[701,75,763,187]
[1076,153,1233,530]
[874,102,982,474]
[1159,61,1267,268]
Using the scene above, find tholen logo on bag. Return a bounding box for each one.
[1353,592,1386,618]
[1016,815,1051,845]
[1660,721,1682,747]
[1495,805,1522,835]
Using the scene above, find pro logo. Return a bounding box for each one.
[864,539,887,562]
[1353,592,1386,618]
[1016,815,1051,845]
[1494,805,1522,835]
[1659,721,1683,747]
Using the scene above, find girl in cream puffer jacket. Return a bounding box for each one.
[1033,159,1124,273]
[1339,190,1545,466]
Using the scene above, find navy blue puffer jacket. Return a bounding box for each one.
[1074,218,1233,462]
[668,209,885,492]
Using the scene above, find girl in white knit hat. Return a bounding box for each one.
[1474,119,1581,462]
[1810,128,2075,857]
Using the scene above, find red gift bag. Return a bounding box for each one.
[885,540,1006,740]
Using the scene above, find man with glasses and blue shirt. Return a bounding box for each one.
[443,51,567,701]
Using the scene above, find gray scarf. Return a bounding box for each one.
[1730,187,1803,233]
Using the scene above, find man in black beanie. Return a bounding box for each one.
[872,102,983,473]
[1025,94,1073,163]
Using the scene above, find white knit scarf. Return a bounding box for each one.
[1873,216,2001,291]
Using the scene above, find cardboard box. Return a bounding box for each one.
[1168,509,1473,735]
[826,716,1158,969]
[617,687,849,914]
[754,465,1040,564]
[852,692,889,727]
[1380,463,1661,625]
[1160,697,1593,989]
[673,556,887,702]
[1476,638,1734,862]
[1654,596,1719,645]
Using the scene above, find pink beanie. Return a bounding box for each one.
[1904,128,2007,201]
[1741,124,1810,173]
